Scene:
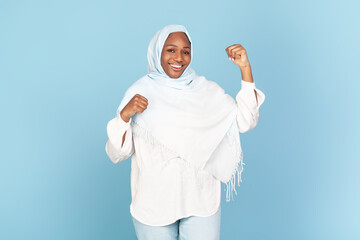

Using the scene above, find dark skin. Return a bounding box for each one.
[160,32,191,78]
[120,94,148,147]
[119,33,257,147]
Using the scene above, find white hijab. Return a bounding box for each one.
[146,25,196,90]
[117,25,244,201]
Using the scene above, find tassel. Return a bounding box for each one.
[225,152,244,202]
[131,121,194,168]
[132,119,245,201]
[131,120,178,157]
[226,122,244,202]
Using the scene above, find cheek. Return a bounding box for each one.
[185,55,191,64]
[161,50,169,61]
[160,53,168,68]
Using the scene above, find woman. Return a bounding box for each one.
[105,25,265,240]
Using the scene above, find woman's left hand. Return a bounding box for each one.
[225,44,250,69]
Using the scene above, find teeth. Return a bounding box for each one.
[170,64,182,68]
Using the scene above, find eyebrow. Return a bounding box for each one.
[164,44,191,49]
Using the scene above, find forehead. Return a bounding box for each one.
[164,32,191,45]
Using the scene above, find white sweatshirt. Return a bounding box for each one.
[105,80,265,226]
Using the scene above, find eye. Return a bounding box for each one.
[183,51,190,55]
[167,49,175,53]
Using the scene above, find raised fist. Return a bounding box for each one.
[120,94,148,122]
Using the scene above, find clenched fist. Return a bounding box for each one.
[120,94,148,122]
[225,44,250,69]
[226,44,253,83]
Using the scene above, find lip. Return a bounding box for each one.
[169,63,184,71]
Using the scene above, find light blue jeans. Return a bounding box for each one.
[132,207,221,240]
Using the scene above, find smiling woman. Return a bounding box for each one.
[105,24,265,240]
[161,32,191,78]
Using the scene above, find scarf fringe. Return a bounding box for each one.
[131,120,182,162]
[225,151,244,202]
[132,120,204,185]
[132,120,244,202]
[225,123,244,202]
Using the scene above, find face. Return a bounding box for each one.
[161,32,191,78]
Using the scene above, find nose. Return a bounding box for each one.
[174,51,183,62]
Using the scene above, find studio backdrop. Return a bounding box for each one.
[0,0,359,239]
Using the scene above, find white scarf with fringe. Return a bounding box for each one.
[117,25,244,201]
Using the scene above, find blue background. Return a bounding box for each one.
[1,0,359,239]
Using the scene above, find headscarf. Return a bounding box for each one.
[117,25,244,201]
[146,25,196,90]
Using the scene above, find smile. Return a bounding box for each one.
[169,63,184,71]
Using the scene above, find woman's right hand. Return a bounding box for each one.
[120,94,148,122]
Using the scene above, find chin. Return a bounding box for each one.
[170,74,182,78]
[169,69,186,78]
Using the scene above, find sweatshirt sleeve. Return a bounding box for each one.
[105,115,134,163]
[236,80,265,133]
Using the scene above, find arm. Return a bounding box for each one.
[105,93,148,163]
[235,81,265,133]
[105,115,134,164]
[226,44,265,133]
